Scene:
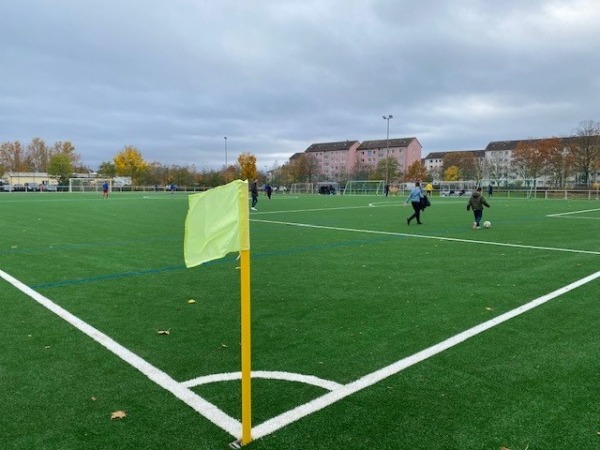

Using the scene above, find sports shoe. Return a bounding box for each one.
[472,222,477,229]
[251,207,257,211]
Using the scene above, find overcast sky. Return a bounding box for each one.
[2,0,599,171]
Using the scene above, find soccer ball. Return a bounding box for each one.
[483,221,491,228]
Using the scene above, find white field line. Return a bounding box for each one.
[182,371,343,391]
[5,263,600,443]
[547,207,600,218]
[252,219,600,256]
[252,269,600,439]
[0,269,241,438]
[4,212,600,442]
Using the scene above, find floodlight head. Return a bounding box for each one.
[389,115,393,119]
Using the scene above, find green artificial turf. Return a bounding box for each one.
[1,191,599,449]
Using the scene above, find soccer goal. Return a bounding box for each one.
[343,180,385,195]
[439,181,477,197]
[69,178,111,192]
[290,183,314,194]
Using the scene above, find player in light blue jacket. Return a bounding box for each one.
[405,182,424,225]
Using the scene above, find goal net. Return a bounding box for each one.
[439,181,477,197]
[69,178,111,193]
[343,180,385,195]
[290,183,314,194]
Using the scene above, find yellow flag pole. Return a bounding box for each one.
[239,248,252,444]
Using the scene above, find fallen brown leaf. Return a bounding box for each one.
[110,410,127,420]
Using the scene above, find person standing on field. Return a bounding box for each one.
[265,183,272,199]
[425,182,433,196]
[467,187,490,229]
[251,178,258,211]
[102,181,109,199]
[404,181,424,225]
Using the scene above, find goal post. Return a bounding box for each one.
[69,178,111,193]
[290,183,314,194]
[343,180,385,195]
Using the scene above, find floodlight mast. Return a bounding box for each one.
[383,115,393,186]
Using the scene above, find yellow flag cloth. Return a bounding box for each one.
[184,179,250,268]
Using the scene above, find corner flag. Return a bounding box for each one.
[183,179,253,445]
[184,179,250,268]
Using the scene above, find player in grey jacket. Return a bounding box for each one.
[466,187,490,229]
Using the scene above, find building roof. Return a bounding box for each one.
[423,152,447,160]
[357,137,417,150]
[6,172,50,176]
[484,137,579,151]
[305,140,360,153]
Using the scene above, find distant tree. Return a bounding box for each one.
[270,162,292,187]
[113,146,148,185]
[47,153,74,185]
[375,156,400,182]
[51,141,80,168]
[26,137,49,172]
[569,120,600,186]
[444,151,476,179]
[168,165,194,186]
[350,160,373,181]
[0,141,27,172]
[486,151,511,186]
[238,152,257,181]
[97,161,117,178]
[404,161,428,182]
[289,154,320,183]
[542,138,572,188]
[444,165,461,181]
[512,140,551,186]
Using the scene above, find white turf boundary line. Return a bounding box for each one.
[3,244,600,442]
[253,269,600,439]
[0,269,241,438]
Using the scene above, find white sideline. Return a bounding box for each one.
[4,252,600,442]
[0,269,241,438]
[252,269,600,439]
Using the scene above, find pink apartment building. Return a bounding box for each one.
[300,138,422,181]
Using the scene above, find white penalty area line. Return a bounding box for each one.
[252,269,600,440]
[252,218,600,256]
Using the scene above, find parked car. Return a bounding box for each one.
[13,184,25,191]
[25,183,39,192]
[0,184,14,192]
[44,185,58,192]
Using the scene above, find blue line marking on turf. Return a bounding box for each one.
[29,236,396,289]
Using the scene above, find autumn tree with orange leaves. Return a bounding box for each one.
[238,152,257,181]
[404,160,428,182]
[512,140,551,186]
